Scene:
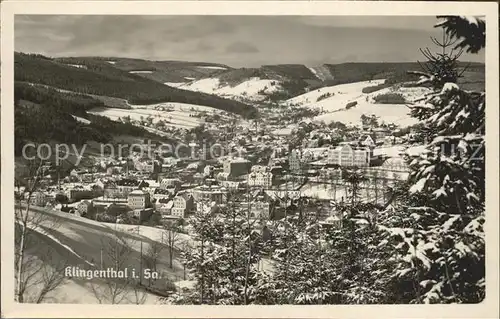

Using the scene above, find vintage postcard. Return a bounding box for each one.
[1,1,499,318]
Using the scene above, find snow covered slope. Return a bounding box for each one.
[287,80,430,127]
[18,205,188,304]
[164,64,326,103]
[197,66,228,71]
[129,70,153,74]
[307,65,335,81]
[88,102,229,130]
[174,77,284,102]
[163,82,186,88]
[71,115,91,124]
[286,79,385,107]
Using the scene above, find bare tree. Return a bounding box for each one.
[17,245,67,303]
[15,154,66,303]
[130,283,147,305]
[162,222,180,270]
[34,249,67,303]
[142,239,164,287]
[90,230,145,304]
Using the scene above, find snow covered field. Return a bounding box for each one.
[196,66,227,70]
[286,80,429,127]
[44,277,163,304]
[67,64,87,69]
[71,115,91,125]
[315,104,419,127]
[300,183,348,201]
[112,224,195,249]
[175,77,284,102]
[286,80,385,107]
[127,101,222,113]
[88,102,226,130]
[373,145,407,157]
[164,82,186,87]
[129,70,153,74]
[300,181,394,204]
[88,107,201,130]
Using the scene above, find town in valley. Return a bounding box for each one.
[12,15,487,305]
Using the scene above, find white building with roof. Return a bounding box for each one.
[171,193,194,218]
[92,196,128,207]
[192,185,228,204]
[361,135,376,148]
[248,171,273,189]
[242,200,271,219]
[142,179,160,188]
[328,144,371,167]
[186,162,201,171]
[220,180,241,190]
[28,192,48,207]
[216,172,231,181]
[127,189,151,210]
[251,165,268,173]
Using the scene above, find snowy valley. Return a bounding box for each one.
[12,14,488,308]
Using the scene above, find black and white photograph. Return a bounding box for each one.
[1,1,499,318]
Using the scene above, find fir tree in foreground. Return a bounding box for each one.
[167,198,265,305]
[378,16,485,303]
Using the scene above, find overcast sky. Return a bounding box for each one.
[15,15,485,67]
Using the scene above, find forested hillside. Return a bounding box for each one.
[55,56,232,83]
[15,53,257,118]
[324,62,484,91]
[14,82,173,156]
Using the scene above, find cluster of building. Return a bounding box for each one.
[18,110,419,230]
[21,151,282,224]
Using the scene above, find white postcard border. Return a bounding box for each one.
[1,1,498,318]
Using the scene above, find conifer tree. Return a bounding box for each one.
[169,199,264,305]
[379,16,486,303]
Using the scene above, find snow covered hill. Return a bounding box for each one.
[88,102,231,130]
[286,80,385,107]
[170,77,285,103]
[17,205,189,304]
[163,64,326,103]
[287,80,431,127]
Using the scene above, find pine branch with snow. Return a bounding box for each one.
[435,16,486,54]
[380,15,486,304]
